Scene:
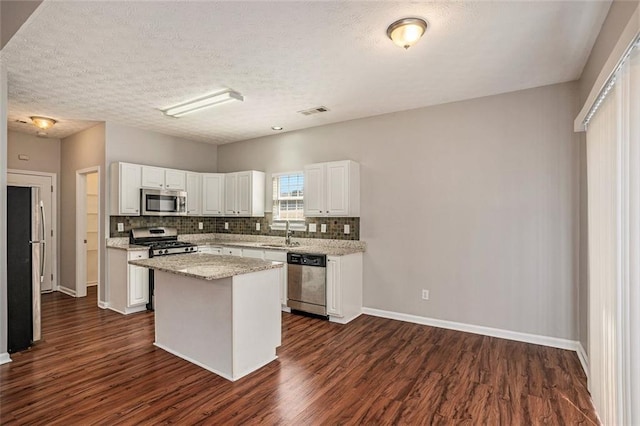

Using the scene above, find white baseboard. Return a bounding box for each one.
[98,301,110,309]
[0,352,12,365]
[57,286,76,297]
[361,307,589,375]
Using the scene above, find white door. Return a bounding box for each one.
[304,164,325,216]
[186,173,202,215]
[326,161,349,216]
[202,173,224,215]
[237,172,251,216]
[225,173,238,215]
[7,171,56,292]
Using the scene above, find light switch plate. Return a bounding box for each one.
[256,223,261,231]
[117,223,124,232]
[344,224,350,234]
[321,224,327,233]
[198,222,203,230]
[224,222,229,230]
[309,223,317,233]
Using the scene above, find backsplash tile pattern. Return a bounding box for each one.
[110,213,360,240]
[215,213,360,240]
[109,216,217,238]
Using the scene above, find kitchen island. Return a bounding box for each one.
[129,253,283,381]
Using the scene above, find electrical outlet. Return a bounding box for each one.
[321,224,327,233]
[198,222,203,230]
[224,222,229,230]
[309,223,317,233]
[422,289,430,300]
[117,223,124,232]
[344,224,350,234]
[256,223,261,231]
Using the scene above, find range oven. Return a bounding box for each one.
[141,189,187,216]
[130,227,198,310]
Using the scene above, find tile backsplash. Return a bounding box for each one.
[109,213,360,240]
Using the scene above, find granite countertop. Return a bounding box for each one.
[128,253,283,281]
[106,239,148,251]
[181,236,365,256]
[107,234,366,256]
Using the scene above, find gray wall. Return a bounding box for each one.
[0,0,42,50]
[218,82,581,340]
[579,0,640,105]
[60,124,106,296]
[7,131,60,174]
[105,123,218,172]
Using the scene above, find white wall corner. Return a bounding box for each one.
[362,307,582,352]
[576,341,589,381]
[0,352,12,365]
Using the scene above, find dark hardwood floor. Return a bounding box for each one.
[1,287,598,425]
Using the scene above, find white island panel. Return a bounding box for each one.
[154,271,234,379]
[153,268,281,381]
[232,270,281,378]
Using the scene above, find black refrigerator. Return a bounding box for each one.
[7,186,44,353]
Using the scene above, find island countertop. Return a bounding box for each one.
[128,253,283,281]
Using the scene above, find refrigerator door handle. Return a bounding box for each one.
[39,201,46,283]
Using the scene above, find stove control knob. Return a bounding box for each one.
[163,249,169,254]
[184,247,189,252]
[190,247,195,252]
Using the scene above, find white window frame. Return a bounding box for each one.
[271,171,306,231]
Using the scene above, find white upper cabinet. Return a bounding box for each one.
[304,164,325,216]
[225,171,265,217]
[165,169,186,190]
[110,162,142,216]
[304,160,360,217]
[141,166,186,190]
[186,173,202,215]
[202,173,225,216]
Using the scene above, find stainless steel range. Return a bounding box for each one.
[129,227,198,310]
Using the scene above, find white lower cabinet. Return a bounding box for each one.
[128,257,149,307]
[242,248,265,259]
[223,247,243,256]
[198,246,222,255]
[264,250,288,308]
[326,253,363,324]
[107,248,149,315]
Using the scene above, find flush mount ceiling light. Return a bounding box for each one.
[162,90,244,118]
[30,116,57,130]
[271,126,283,131]
[386,17,427,49]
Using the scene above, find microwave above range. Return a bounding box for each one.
[141,189,187,216]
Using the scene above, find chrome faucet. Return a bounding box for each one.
[285,221,292,246]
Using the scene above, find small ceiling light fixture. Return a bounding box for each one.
[271,126,283,131]
[386,17,427,49]
[162,89,244,118]
[30,116,57,130]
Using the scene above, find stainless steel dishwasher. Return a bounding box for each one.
[287,253,327,317]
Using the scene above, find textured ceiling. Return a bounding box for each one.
[3,0,610,144]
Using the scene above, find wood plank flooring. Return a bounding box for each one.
[1,287,599,425]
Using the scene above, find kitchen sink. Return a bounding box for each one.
[259,243,300,248]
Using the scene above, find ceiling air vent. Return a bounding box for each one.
[298,106,330,116]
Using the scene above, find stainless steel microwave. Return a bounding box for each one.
[141,189,187,216]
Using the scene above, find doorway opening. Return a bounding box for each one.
[75,167,101,303]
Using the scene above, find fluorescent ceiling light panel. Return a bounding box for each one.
[163,90,244,118]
